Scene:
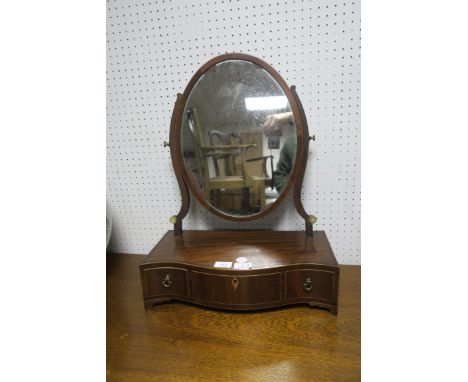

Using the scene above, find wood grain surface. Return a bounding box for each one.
[142,230,338,268]
[107,254,360,381]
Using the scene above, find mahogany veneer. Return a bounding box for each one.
[140,230,340,314]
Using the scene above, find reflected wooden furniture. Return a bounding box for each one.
[140,230,339,314]
[209,129,273,210]
[186,108,272,212]
[208,130,243,177]
[108,254,360,381]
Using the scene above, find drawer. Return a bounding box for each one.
[191,271,282,306]
[285,269,335,301]
[144,267,189,298]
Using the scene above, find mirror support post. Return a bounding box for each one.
[305,222,313,236]
[291,86,315,238]
[169,94,190,236]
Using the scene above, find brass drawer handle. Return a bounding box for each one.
[303,277,312,291]
[162,274,172,288]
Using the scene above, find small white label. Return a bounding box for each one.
[213,261,232,268]
[233,262,251,270]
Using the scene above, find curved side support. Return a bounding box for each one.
[290,86,317,237]
[169,93,190,236]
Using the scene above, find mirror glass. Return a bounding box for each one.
[181,60,297,217]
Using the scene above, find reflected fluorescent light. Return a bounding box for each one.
[245,96,287,111]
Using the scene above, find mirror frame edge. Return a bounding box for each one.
[170,53,308,225]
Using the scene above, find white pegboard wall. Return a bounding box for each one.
[106,0,361,264]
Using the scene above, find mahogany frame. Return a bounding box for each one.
[168,53,314,235]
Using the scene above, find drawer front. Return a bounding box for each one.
[144,267,189,298]
[191,271,282,305]
[285,269,335,301]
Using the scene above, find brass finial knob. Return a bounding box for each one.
[308,215,317,224]
[169,215,177,224]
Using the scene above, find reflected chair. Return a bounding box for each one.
[186,108,272,212]
[209,129,274,208]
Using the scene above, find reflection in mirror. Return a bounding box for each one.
[181,60,296,217]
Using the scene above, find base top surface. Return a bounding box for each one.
[142,230,338,269]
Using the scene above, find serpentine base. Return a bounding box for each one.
[140,230,340,315]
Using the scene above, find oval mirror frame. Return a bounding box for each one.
[170,53,307,223]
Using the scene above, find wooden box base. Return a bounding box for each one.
[140,230,340,314]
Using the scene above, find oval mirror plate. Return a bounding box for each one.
[179,56,300,220]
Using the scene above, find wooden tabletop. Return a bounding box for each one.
[142,230,338,269]
[107,254,361,381]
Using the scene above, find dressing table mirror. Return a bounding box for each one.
[140,53,340,314]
